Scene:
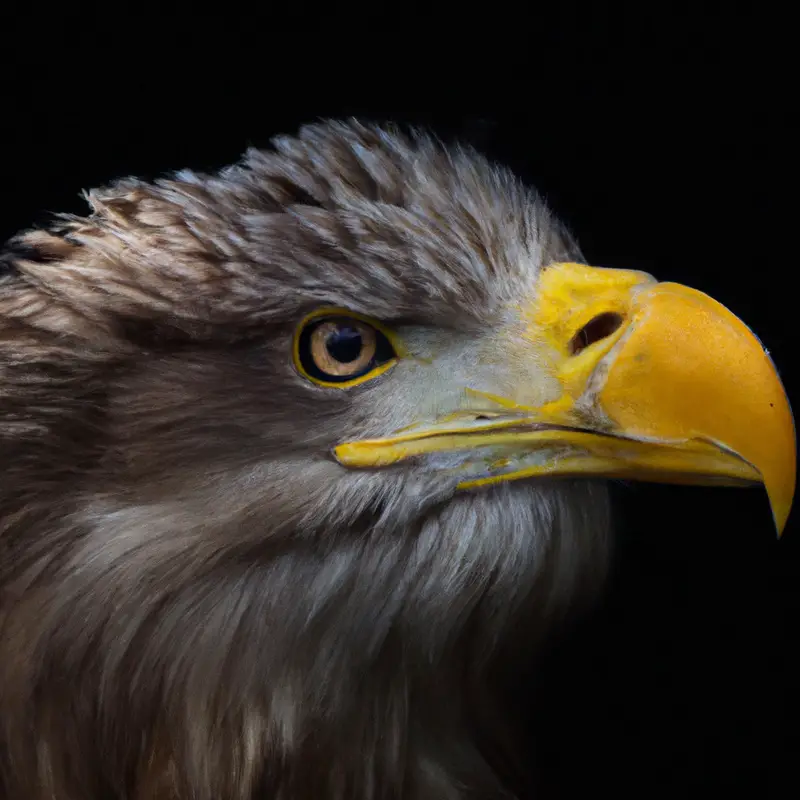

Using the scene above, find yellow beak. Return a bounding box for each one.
[334,263,796,536]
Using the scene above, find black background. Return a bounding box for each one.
[2,8,796,797]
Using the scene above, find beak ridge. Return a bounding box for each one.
[596,281,796,534]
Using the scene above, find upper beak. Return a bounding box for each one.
[335,263,796,536]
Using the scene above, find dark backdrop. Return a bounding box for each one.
[2,9,795,797]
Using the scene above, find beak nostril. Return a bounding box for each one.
[570,312,625,356]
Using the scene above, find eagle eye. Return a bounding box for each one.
[294,310,398,387]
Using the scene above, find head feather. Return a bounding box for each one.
[0,120,608,800]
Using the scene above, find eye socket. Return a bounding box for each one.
[294,311,398,387]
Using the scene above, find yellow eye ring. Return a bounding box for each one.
[292,307,403,389]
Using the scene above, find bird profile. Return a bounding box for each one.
[0,120,794,799]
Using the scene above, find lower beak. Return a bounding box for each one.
[334,263,796,536]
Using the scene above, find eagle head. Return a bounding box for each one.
[0,120,793,799]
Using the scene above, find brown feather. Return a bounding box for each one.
[0,120,610,799]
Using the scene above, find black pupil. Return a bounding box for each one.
[326,325,363,363]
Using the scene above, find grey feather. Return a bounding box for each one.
[0,119,610,799]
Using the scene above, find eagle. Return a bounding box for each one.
[0,120,794,800]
